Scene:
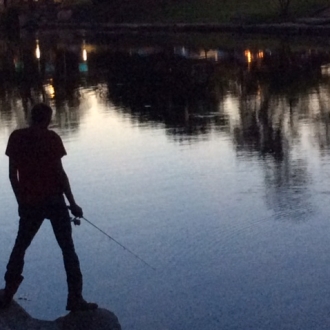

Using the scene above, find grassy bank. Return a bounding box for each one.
[78,0,330,24]
[1,0,329,29]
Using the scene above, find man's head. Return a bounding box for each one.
[30,103,53,127]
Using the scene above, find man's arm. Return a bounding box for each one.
[9,158,21,205]
[56,159,83,218]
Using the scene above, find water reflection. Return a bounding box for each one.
[1,33,330,203]
[1,34,330,147]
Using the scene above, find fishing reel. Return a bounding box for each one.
[71,217,81,226]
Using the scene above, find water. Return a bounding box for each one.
[1,32,330,329]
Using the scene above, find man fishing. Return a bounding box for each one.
[0,103,98,312]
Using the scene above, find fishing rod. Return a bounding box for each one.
[71,216,156,271]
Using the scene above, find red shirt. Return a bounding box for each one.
[5,127,67,205]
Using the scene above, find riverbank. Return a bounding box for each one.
[2,0,330,37]
[65,0,329,25]
[38,19,330,37]
[27,3,330,37]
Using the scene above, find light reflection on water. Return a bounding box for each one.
[1,33,330,330]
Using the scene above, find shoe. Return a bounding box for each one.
[66,297,98,311]
[0,293,12,309]
[0,275,24,309]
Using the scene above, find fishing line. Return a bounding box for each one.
[71,216,156,271]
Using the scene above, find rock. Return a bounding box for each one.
[56,309,122,330]
[0,290,121,330]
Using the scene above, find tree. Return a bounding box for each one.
[278,0,291,17]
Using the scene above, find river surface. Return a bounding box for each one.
[1,31,330,329]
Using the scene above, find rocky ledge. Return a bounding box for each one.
[0,290,122,330]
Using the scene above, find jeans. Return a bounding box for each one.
[4,194,83,299]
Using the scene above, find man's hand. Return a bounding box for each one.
[69,203,83,218]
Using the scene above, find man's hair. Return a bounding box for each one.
[30,103,53,124]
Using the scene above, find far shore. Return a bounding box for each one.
[1,1,330,37]
[36,20,330,36]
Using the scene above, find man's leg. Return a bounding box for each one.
[1,211,44,308]
[48,196,97,311]
[50,211,83,300]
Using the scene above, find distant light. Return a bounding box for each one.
[79,63,88,73]
[321,64,330,76]
[35,40,40,59]
[204,50,219,61]
[83,49,87,62]
[258,51,264,59]
[244,50,252,63]
[43,83,55,99]
[82,40,87,61]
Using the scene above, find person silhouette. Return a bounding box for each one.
[0,103,98,311]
